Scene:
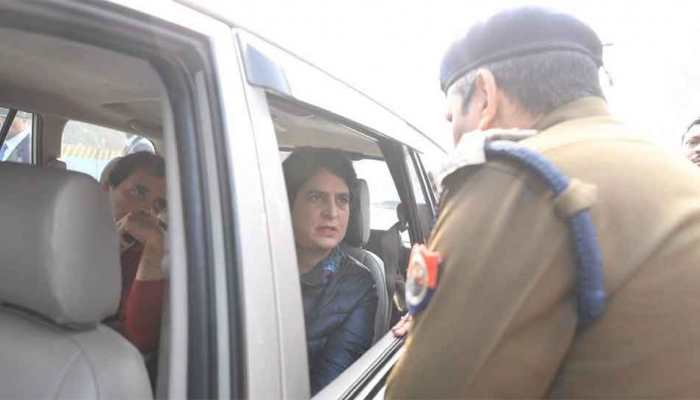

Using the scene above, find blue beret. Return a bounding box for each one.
[440,7,603,93]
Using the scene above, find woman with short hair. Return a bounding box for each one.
[283,148,378,395]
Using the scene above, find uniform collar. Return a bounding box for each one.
[435,128,537,193]
[435,97,610,194]
[533,96,610,132]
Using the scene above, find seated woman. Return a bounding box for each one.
[283,148,378,394]
[102,152,167,354]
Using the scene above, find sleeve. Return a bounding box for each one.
[122,279,165,353]
[310,279,378,394]
[386,163,579,399]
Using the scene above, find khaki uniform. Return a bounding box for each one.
[387,97,700,398]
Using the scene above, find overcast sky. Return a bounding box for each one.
[200,0,700,153]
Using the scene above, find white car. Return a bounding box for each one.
[0,1,445,399]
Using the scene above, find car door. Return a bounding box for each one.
[0,2,445,398]
[236,30,443,398]
[0,1,310,398]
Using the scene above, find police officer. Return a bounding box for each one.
[387,6,700,398]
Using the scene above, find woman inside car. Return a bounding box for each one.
[102,151,167,354]
[283,148,378,394]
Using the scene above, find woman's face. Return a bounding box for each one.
[291,168,351,255]
[109,167,166,221]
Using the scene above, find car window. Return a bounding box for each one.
[270,93,427,395]
[60,120,155,180]
[404,149,435,242]
[0,108,33,164]
[416,152,440,204]
[354,158,402,230]
[404,150,428,207]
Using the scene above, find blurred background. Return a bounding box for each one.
[196,0,700,158]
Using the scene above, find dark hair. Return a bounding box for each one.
[458,51,604,115]
[282,147,357,206]
[107,151,165,188]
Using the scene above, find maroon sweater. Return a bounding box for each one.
[117,243,165,353]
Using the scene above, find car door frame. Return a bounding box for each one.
[0,1,308,398]
[236,30,442,398]
[243,89,427,398]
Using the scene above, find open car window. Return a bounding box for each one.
[269,94,423,396]
[354,158,401,231]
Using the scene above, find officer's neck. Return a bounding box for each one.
[297,247,333,275]
[493,110,540,131]
[510,113,540,130]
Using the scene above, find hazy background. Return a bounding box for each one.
[198,0,700,153]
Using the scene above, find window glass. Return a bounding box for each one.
[405,148,436,242]
[353,158,401,230]
[405,150,428,206]
[416,151,441,206]
[60,120,154,180]
[0,108,33,164]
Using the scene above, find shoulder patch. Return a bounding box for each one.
[406,244,442,315]
[436,128,537,195]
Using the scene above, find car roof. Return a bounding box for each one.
[5,0,445,158]
[0,26,162,135]
[174,0,447,156]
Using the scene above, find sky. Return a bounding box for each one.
[197,0,700,154]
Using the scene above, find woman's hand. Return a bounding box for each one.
[117,210,166,281]
[392,314,413,338]
[116,210,164,249]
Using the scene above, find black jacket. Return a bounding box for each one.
[301,251,378,394]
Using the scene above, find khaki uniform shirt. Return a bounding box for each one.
[387,97,700,398]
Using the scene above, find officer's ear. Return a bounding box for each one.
[473,69,500,130]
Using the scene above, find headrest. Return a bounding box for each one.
[344,179,370,247]
[396,202,408,224]
[391,202,409,232]
[0,163,120,326]
[46,158,67,170]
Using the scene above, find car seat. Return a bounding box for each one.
[367,202,410,321]
[0,163,152,399]
[342,179,390,343]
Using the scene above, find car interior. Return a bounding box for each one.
[0,21,421,398]
[0,27,165,399]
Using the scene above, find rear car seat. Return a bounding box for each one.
[46,157,67,169]
[0,163,152,399]
[342,179,390,343]
[367,202,410,322]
